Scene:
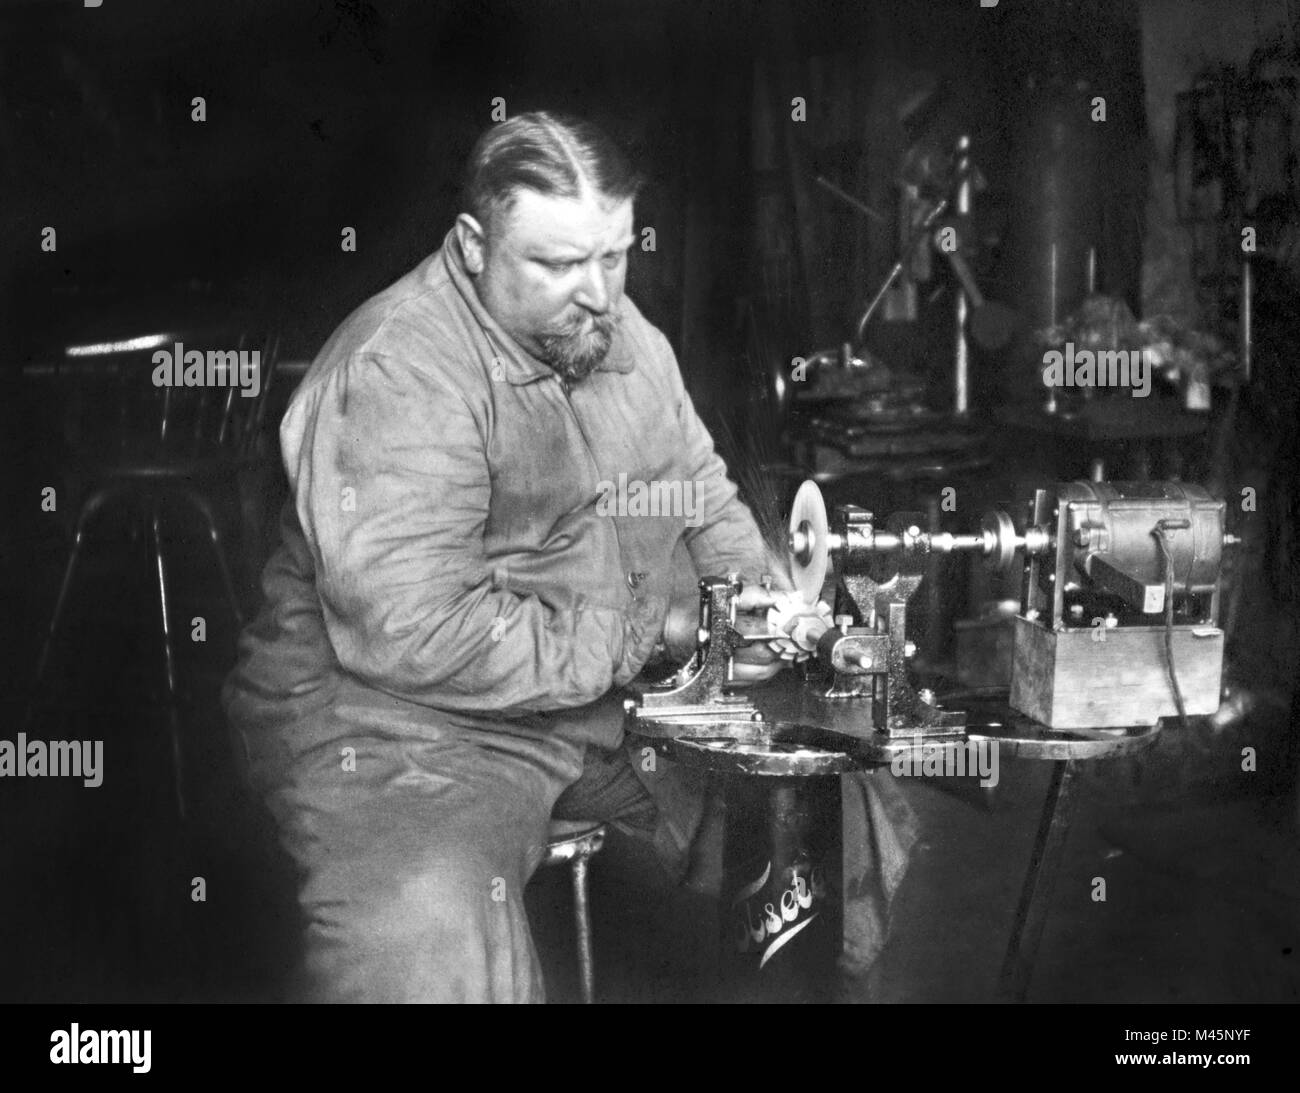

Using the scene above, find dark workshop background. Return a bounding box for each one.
[0,0,1297,1003]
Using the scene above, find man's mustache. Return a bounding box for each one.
[547,310,620,340]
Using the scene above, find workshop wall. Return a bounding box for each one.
[1138,0,1300,791]
[1140,0,1298,322]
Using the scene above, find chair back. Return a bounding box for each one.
[53,328,281,465]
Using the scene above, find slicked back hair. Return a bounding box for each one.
[462,111,643,233]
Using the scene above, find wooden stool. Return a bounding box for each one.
[539,819,606,1004]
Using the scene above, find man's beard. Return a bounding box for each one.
[535,310,620,384]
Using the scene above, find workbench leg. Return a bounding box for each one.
[999,758,1080,1001]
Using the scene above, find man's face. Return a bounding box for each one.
[458,188,634,383]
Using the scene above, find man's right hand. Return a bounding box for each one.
[658,584,800,669]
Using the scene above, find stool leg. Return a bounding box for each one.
[149,508,186,821]
[181,488,245,627]
[28,526,88,725]
[25,486,116,729]
[571,854,595,1004]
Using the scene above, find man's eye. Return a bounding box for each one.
[602,253,624,269]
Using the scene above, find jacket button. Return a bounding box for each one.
[626,571,647,590]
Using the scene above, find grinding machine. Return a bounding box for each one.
[623,477,1237,1000]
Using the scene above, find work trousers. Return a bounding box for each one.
[246,687,671,1004]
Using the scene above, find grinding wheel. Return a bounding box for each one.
[788,480,830,603]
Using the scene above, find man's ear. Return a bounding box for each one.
[455,213,488,275]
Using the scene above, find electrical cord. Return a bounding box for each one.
[1153,522,1191,732]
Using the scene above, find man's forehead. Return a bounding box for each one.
[498,189,633,251]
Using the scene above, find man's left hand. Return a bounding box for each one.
[731,597,791,684]
[731,629,785,683]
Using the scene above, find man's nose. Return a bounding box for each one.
[573,261,611,314]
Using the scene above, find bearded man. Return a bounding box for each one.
[222,111,810,1002]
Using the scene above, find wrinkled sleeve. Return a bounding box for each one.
[284,352,645,714]
[655,332,793,593]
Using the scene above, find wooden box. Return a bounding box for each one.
[1010,616,1224,728]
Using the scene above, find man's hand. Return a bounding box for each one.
[731,629,784,683]
[661,582,784,661]
[657,582,833,685]
[733,584,781,614]
[729,583,787,682]
[658,584,790,684]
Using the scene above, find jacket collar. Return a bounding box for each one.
[438,227,636,385]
